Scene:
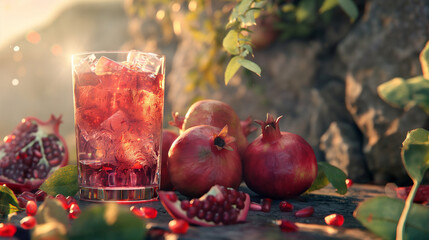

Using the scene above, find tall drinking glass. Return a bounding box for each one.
[72,51,165,202]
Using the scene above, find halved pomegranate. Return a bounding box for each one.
[0,115,68,193]
[159,185,250,227]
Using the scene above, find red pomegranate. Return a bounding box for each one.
[169,99,248,157]
[0,115,68,193]
[243,114,317,199]
[168,125,242,198]
[160,129,178,190]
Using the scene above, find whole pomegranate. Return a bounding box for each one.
[0,115,68,193]
[168,125,242,198]
[160,129,178,190]
[243,114,317,199]
[169,99,248,156]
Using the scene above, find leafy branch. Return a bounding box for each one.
[223,0,265,85]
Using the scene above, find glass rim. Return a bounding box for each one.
[71,50,165,61]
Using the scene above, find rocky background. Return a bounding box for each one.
[0,0,428,185]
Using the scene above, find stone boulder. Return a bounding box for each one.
[338,0,429,184]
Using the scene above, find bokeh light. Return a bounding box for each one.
[26,30,41,44]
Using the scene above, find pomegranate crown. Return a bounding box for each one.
[213,125,236,151]
[255,113,283,142]
[169,112,185,130]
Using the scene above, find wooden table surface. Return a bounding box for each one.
[9,183,387,240]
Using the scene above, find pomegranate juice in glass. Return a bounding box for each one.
[72,51,165,202]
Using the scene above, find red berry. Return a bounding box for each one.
[55,194,68,210]
[345,179,353,188]
[294,206,314,217]
[279,201,293,212]
[324,213,344,226]
[279,220,298,232]
[0,223,17,237]
[141,207,158,219]
[35,190,47,201]
[169,219,189,234]
[68,203,81,219]
[26,200,38,216]
[166,192,178,202]
[20,216,37,230]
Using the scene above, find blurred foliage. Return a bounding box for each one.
[378,41,429,115]
[125,0,359,89]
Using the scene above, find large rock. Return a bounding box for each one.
[338,0,429,184]
[320,122,371,183]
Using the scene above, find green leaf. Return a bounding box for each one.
[402,128,429,182]
[318,162,347,194]
[0,185,22,216]
[40,165,78,197]
[354,196,429,240]
[236,0,253,15]
[32,198,69,240]
[377,77,412,109]
[225,56,242,85]
[223,30,240,55]
[319,0,339,14]
[296,0,317,23]
[338,0,358,21]
[237,58,261,76]
[69,203,146,240]
[420,41,429,79]
[305,168,330,193]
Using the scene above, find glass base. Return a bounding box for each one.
[79,185,158,203]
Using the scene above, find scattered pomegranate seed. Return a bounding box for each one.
[66,196,78,209]
[166,192,178,202]
[168,219,189,234]
[0,223,17,237]
[35,189,47,201]
[345,179,353,188]
[55,194,68,210]
[279,220,298,232]
[279,201,293,212]
[261,198,272,212]
[324,213,345,226]
[68,203,81,219]
[26,200,38,216]
[294,206,314,217]
[141,207,158,219]
[130,206,144,217]
[20,216,37,230]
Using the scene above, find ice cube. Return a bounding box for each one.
[75,107,109,140]
[126,50,164,74]
[100,110,130,133]
[73,57,99,86]
[111,89,134,113]
[95,56,125,76]
[75,85,112,109]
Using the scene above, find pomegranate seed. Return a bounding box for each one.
[169,219,189,234]
[0,223,17,237]
[250,202,262,211]
[35,190,47,201]
[279,201,294,212]
[294,206,314,217]
[180,200,190,210]
[130,206,144,217]
[20,191,36,201]
[55,194,68,210]
[279,220,299,232]
[26,200,38,216]
[18,196,28,208]
[141,207,158,219]
[20,216,37,230]
[261,198,272,212]
[66,196,77,209]
[345,179,353,188]
[68,203,81,219]
[324,213,344,226]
